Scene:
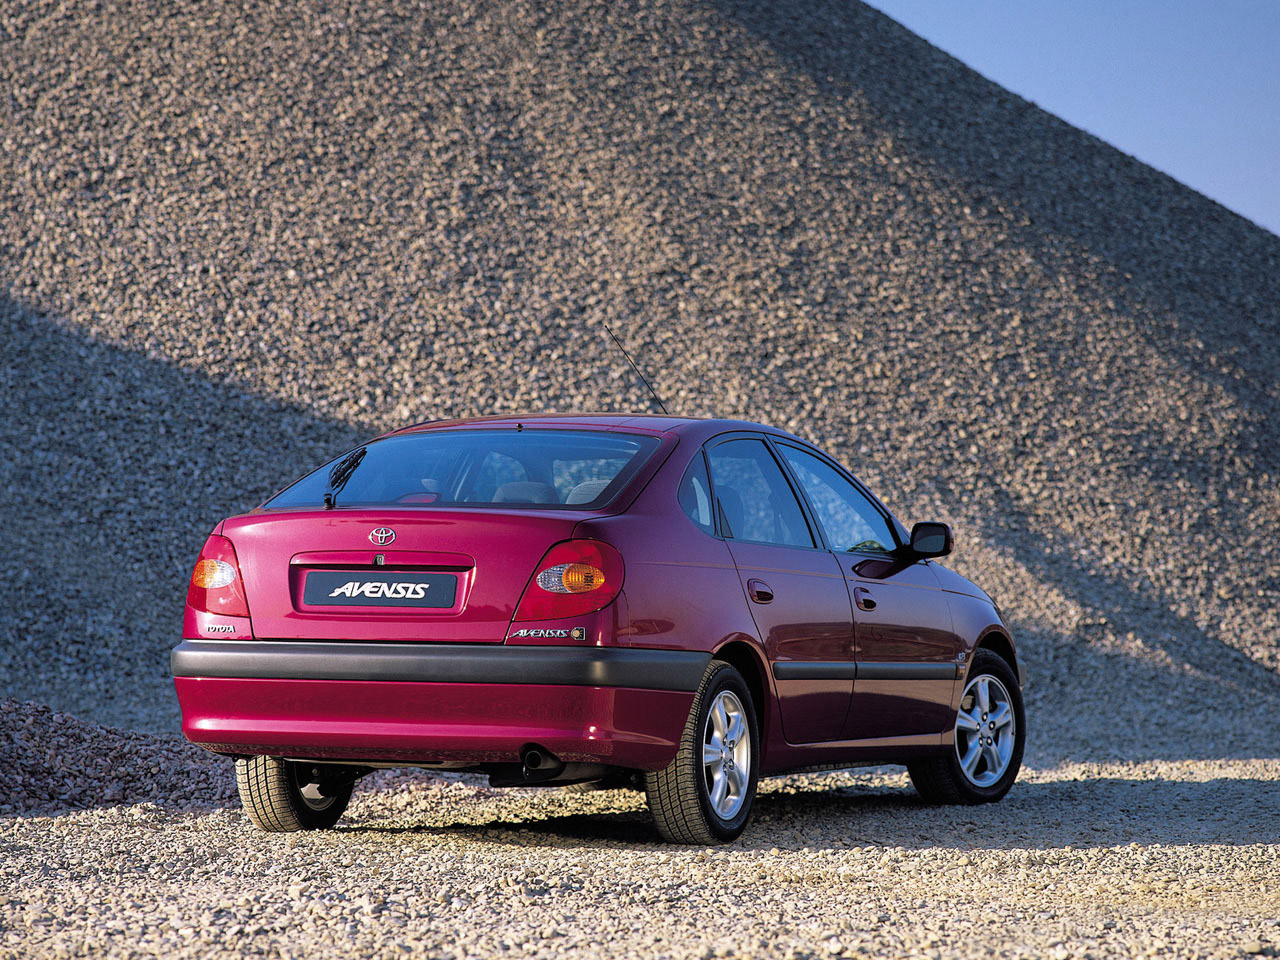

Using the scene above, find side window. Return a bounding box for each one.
[706,439,814,548]
[778,445,897,554]
[677,452,716,536]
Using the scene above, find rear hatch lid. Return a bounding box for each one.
[225,509,581,642]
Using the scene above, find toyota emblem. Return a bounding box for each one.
[369,527,396,546]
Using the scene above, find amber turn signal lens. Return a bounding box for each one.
[535,562,606,594]
[559,562,604,593]
[192,558,236,590]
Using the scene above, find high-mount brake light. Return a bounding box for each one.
[186,534,250,618]
[513,540,624,621]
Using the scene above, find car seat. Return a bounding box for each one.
[492,481,559,504]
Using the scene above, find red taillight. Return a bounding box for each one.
[186,534,250,618]
[513,540,624,622]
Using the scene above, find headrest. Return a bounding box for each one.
[565,479,611,505]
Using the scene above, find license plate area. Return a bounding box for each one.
[302,570,459,609]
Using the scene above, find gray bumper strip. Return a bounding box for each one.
[171,639,710,692]
[771,661,858,680]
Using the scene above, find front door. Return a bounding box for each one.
[838,556,960,738]
[706,437,856,744]
[772,443,962,740]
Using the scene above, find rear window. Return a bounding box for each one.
[265,430,660,510]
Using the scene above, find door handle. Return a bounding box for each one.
[853,586,877,611]
[747,579,774,604]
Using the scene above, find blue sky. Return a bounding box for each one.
[866,0,1280,236]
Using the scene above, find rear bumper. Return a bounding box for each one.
[171,640,705,769]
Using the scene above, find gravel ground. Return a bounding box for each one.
[2,0,1279,955]
[4,677,1279,958]
[3,718,1278,960]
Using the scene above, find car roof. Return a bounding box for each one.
[385,412,810,446]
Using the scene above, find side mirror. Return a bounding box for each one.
[909,521,952,559]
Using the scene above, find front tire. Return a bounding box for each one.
[908,649,1025,804]
[235,756,354,832]
[645,661,759,844]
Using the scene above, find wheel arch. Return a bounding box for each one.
[975,630,1020,685]
[710,638,771,744]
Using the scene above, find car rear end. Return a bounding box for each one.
[171,423,705,781]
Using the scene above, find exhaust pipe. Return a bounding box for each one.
[521,746,565,782]
[487,750,614,788]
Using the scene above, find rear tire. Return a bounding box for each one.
[235,756,354,832]
[645,661,759,844]
[908,649,1025,804]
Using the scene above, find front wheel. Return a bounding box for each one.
[645,660,759,844]
[235,756,355,832]
[908,649,1025,804]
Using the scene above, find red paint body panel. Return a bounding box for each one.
[502,602,627,646]
[839,556,962,739]
[177,677,691,768]
[225,510,580,642]
[183,607,253,640]
[724,539,855,744]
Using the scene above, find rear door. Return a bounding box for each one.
[705,436,856,744]
[773,443,961,738]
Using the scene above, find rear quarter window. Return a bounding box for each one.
[677,453,716,536]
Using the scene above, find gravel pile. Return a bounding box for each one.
[2,0,1279,955]
[1,0,1277,732]
[0,698,235,816]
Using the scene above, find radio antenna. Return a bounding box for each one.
[603,321,669,415]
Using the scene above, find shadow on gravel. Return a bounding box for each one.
[0,295,365,732]
[1018,645,1280,768]
[344,775,1280,851]
[348,811,662,847]
[746,776,1280,851]
[957,486,1280,766]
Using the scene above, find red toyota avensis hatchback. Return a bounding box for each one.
[173,414,1025,843]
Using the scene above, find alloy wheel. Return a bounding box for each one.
[702,689,751,819]
[954,674,1016,787]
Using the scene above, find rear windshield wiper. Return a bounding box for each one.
[323,447,367,509]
